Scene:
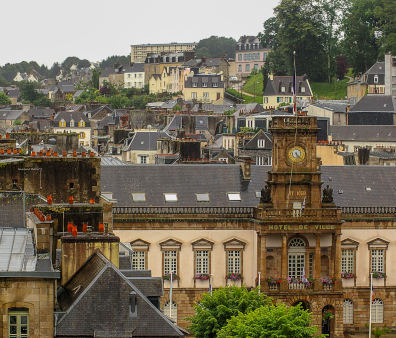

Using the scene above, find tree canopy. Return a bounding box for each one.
[188,287,272,338]
[195,36,237,58]
[0,92,11,105]
[217,303,323,338]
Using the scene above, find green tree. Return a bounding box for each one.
[188,287,271,338]
[341,0,381,75]
[0,92,11,105]
[91,68,101,89]
[375,0,396,54]
[18,81,42,102]
[258,17,280,49]
[195,36,237,58]
[100,55,130,68]
[217,303,324,338]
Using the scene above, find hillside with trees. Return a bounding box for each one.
[260,0,396,81]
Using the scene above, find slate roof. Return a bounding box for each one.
[241,130,272,150]
[53,111,90,127]
[124,63,145,73]
[195,115,208,130]
[331,125,396,142]
[264,76,312,97]
[101,156,128,166]
[28,107,55,119]
[101,164,396,207]
[309,100,349,113]
[365,62,385,85]
[0,109,24,120]
[56,252,184,337]
[0,192,44,228]
[6,89,20,98]
[349,95,395,113]
[184,74,224,89]
[123,131,169,152]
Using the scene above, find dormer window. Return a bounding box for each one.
[374,75,379,84]
[59,119,66,127]
[164,193,178,202]
[202,82,207,87]
[192,82,198,88]
[78,120,85,127]
[258,139,265,148]
[213,82,218,88]
[69,119,74,127]
[301,87,306,93]
[281,86,285,93]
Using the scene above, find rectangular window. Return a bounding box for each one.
[164,250,177,274]
[238,65,242,72]
[196,193,210,202]
[245,64,250,72]
[341,249,354,273]
[132,193,146,202]
[213,82,218,88]
[256,156,264,166]
[371,249,384,273]
[288,254,305,279]
[238,54,242,61]
[309,253,314,278]
[139,155,147,164]
[195,250,209,274]
[254,64,258,70]
[164,193,178,202]
[191,92,197,99]
[227,193,241,201]
[203,92,209,98]
[258,139,265,148]
[202,82,207,87]
[8,310,29,338]
[227,250,241,274]
[131,251,146,270]
[192,82,198,87]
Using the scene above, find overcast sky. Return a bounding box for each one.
[1,0,279,67]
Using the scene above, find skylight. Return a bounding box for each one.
[164,193,178,202]
[227,193,241,201]
[196,193,210,202]
[132,193,146,202]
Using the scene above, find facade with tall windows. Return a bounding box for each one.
[103,116,396,336]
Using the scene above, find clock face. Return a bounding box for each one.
[287,146,306,163]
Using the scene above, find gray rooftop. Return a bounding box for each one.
[101,164,396,207]
[123,131,169,152]
[349,95,395,113]
[0,109,24,120]
[331,125,396,142]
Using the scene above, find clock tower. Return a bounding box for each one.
[267,115,322,209]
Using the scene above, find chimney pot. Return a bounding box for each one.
[83,223,88,232]
[47,195,53,205]
[72,226,77,237]
[69,196,74,204]
[67,222,73,233]
[98,223,104,232]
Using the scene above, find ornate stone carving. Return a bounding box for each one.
[322,185,334,203]
[260,184,272,203]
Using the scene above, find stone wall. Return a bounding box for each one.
[0,278,55,338]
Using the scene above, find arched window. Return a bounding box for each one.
[79,120,85,127]
[163,301,177,322]
[343,299,353,324]
[371,299,383,323]
[288,238,306,279]
[70,119,74,127]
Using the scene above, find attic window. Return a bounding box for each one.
[338,189,343,194]
[132,193,146,202]
[164,193,178,202]
[281,86,285,93]
[374,75,379,84]
[365,187,372,191]
[255,191,261,198]
[196,193,210,202]
[301,87,306,93]
[258,139,265,148]
[227,193,241,201]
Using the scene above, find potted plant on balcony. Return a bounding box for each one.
[372,271,386,279]
[341,272,356,279]
[227,272,242,281]
[195,273,210,280]
[321,276,336,286]
[163,272,178,280]
[266,277,282,286]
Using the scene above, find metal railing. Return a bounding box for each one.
[256,208,338,219]
[113,206,254,216]
[341,206,396,215]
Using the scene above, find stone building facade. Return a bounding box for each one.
[103,116,396,337]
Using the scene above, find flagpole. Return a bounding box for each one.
[170,271,173,320]
[293,51,297,116]
[369,272,373,338]
[258,272,261,294]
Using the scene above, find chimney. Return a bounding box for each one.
[238,156,251,180]
[61,232,120,285]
